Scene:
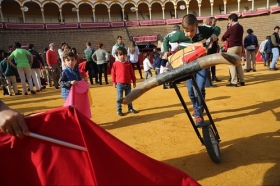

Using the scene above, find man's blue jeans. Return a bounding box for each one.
[270,48,279,69]
[186,69,207,117]
[261,53,266,64]
[116,83,133,112]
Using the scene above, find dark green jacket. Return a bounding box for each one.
[0,59,16,76]
[163,25,221,52]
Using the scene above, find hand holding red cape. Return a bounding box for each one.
[0,107,199,185]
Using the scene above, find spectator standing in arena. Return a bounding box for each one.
[58,42,67,70]
[28,44,44,92]
[7,42,36,95]
[42,47,52,87]
[244,29,258,72]
[84,41,98,85]
[92,43,109,85]
[209,17,221,82]
[269,26,280,70]
[221,13,245,87]
[127,41,143,79]
[0,52,21,96]
[46,43,60,89]
[112,36,126,59]
[264,36,273,67]
[258,36,269,66]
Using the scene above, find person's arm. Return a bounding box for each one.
[7,53,17,68]
[201,26,220,42]
[255,36,259,47]
[163,35,171,53]
[111,63,116,87]
[148,59,153,69]
[211,26,221,37]
[59,71,72,87]
[46,51,52,68]
[112,46,117,59]
[0,100,29,137]
[221,29,231,42]
[264,42,268,53]
[7,58,17,68]
[91,51,97,62]
[136,46,140,55]
[243,37,249,48]
[29,53,34,66]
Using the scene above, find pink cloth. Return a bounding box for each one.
[64,80,91,118]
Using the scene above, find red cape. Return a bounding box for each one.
[0,107,199,185]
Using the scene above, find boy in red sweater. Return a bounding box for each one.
[111,47,137,116]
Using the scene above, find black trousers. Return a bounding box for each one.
[130,62,143,79]
[86,61,99,85]
[97,63,108,84]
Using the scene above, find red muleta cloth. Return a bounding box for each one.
[0,106,200,186]
[181,46,206,63]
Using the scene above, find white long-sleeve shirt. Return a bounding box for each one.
[258,39,268,53]
[128,46,140,63]
[143,58,153,71]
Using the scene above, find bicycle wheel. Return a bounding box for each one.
[202,125,221,163]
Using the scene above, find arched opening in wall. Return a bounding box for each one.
[109,4,121,22]
[138,3,149,20]
[151,2,162,20]
[189,0,199,17]
[2,0,21,23]
[23,1,42,23]
[214,0,225,15]
[44,3,59,23]
[164,2,175,19]
[124,3,136,21]
[200,0,211,16]
[79,3,93,22]
[177,0,187,19]
[62,3,77,23]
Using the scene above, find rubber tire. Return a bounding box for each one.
[202,125,221,163]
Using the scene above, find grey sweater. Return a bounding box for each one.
[91,49,108,65]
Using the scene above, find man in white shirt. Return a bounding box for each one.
[258,36,269,66]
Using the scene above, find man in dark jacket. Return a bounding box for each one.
[28,44,44,91]
[244,29,258,72]
[269,26,280,70]
[221,13,245,87]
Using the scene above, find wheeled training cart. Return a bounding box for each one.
[171,74,221,163]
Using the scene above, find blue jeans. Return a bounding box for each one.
[116,83,133,112]
[270,48,279,69]
[145,69,153,80]
[261,53,266,64]
[186,69,207,117]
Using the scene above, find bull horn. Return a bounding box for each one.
[118,52,241,105]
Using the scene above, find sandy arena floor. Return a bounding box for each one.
[1,62,280,185]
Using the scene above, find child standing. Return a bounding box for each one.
[0,52,21,96]
[111,47,138,116]
[59,51,82,100]
[143,53,153,80]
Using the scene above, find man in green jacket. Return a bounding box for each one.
[162,14,220,127]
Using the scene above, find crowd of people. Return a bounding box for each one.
[1,12,280,135]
